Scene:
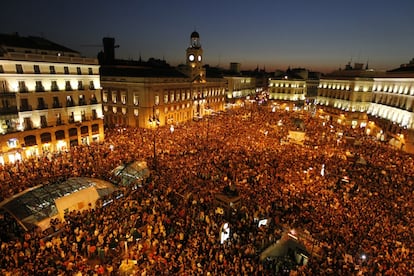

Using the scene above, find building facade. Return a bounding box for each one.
[0,34,104,164]
[100,32,226,129]
[314,61,414,153]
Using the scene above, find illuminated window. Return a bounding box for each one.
[164,94,168,103]
[133,95,139,105]
[102,91,108,103]
[121,93,126,104]
[155,95,159,105]
[7,138,18,148]
[134,109,139,116]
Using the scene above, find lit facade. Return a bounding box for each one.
[268,69,308,102]
[225,76,256,99]
[0,34,104,164]
[100,32,226,128]
[314,62,414,152]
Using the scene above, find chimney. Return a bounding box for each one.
[102,37,115,64]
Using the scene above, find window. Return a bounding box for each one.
[34,65,40,74]
[112,93,117,103]
[0,80,8,92]
[90,94,98,104]
[56,113,62,125]
[92,109,97,120]
[66,96,74,107]
[24,117,33,130]
[49,66,56,74]
[7,139,18,148]
[102,91,108,103]
[155,95,159,105]
[79,95,86,105]
[78,81,84,90]
[51,81,59,91]
[134,109,139,116]
[65,81,72,91]
[81,110,86,121]
[53,96,61,108]
[37,97,47,110]
[88,67,93,75]
[170,93,174,102]
[77,67,82,75]
[35,81,45,92]
[121,94,126,104]
[89,81,95,90]
[164,94,168,103]
[16,64,23,74]
[20,98,31,111]
[68,112,74,123]
[133,95,139,106]
[64,66,69,74]
[40,115,47,128]
[18,81,28,92]
[0,65,4,73]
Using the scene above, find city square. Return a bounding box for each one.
[0,104,412,275]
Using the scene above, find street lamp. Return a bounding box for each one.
[149,105,160,171]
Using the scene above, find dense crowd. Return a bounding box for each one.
[0,105,413,275]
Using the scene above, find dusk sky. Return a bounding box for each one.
[2,0,414,73]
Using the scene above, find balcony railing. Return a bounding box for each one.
[0,106,18,115]
[20,105,32,112]
[36,104,48,110]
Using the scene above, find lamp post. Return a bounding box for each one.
[149,105,159,171]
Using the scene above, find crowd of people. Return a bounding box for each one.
[0,104,413,275]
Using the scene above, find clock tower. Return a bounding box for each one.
[186,31,205,82]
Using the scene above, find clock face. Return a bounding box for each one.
[197,55,202,61]
[188,54,195,61]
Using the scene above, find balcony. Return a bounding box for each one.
[0,106,18,115]
[20,105,32,112]
[36,104,49,110]
[79,100,87,106]
[52,103,62,108]
[35,86,45,92]
[19,87,29,93]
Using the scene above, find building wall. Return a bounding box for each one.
[268,79,306,102]
[224,76,256,99]
[0,52,104,164]
[101,76,226,128]
[315,74,414,153]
